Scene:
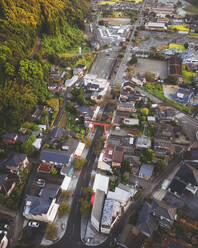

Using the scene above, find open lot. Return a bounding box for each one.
[89,49,118,79]
[134,58,168,79]
[137,31,185,50]
[102,17,131,25]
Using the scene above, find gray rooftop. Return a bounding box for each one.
[101,199,114,227]
[40,149,70,165]
[91,189,105,223]
[25,183,59,216]
[139,164,154,179]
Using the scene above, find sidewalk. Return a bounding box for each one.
[41,134,93,245]
[41,170,80,246]
[81,217,108,246]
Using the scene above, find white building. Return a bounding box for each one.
[65,76,78,88]
[74,142,85,157]
[93,174,109,194]
[145,22,167,30]
[124,118,139,126]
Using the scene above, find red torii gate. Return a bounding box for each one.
[88,120,110,135]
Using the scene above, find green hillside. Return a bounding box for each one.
[0,0,90,130]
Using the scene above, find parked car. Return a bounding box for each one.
[36,178,45,187]
[28,221,39,228]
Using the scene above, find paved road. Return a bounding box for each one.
[114,0,148,85]
[41,126,111,248]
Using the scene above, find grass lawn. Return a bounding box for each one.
[182,65,195,84]
[47,98,59,112]
[171,24,190,32]
[169,43,185,50]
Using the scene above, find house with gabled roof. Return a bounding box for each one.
[40,149,71,168]
[168,164,198,196]
[2,133,18,145]
[137,199,177,237]
[24,183,60,223]
[136,202,158,237]
[0,152,29,173]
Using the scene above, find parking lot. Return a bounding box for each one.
[134,58,168,79]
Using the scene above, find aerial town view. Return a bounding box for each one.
[1,0,198,247]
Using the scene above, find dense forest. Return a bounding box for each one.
[0,0,90,131]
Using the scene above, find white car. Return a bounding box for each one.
[28,221,39,228]
[36,179,45,187]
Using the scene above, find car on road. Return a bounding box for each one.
[28,221,39,228]
[36,178,45,187]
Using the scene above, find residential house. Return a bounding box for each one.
[147,116,156,123]
[184,148,198,163]
[136,135,151,149]
[107,183,137,211]
[117,102,135,112]
[123,118,139,126]
[73,64,86,77]
[0,174,16,196]
[121,81,136,92]
[173,88,193,104]
[2,133,18,145]
[0,234,8,248]
[93,174,109,194]
[23,183,60,223]
[0,153,29,172]
[138,163,154,180]
[50,66,61,81]
[168,164,198,196]
[97,153,112,172]
[155,124,174,140]
[40,149,71,168]
[154,138,172,155]
[112,148,124,167]
[136,199,176,237]
[155,105,175,122]
[152,200,177,228]
[136,202,158,237]
[37,163,53,174]
[65,76,78,88]
[31,105,43,121]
